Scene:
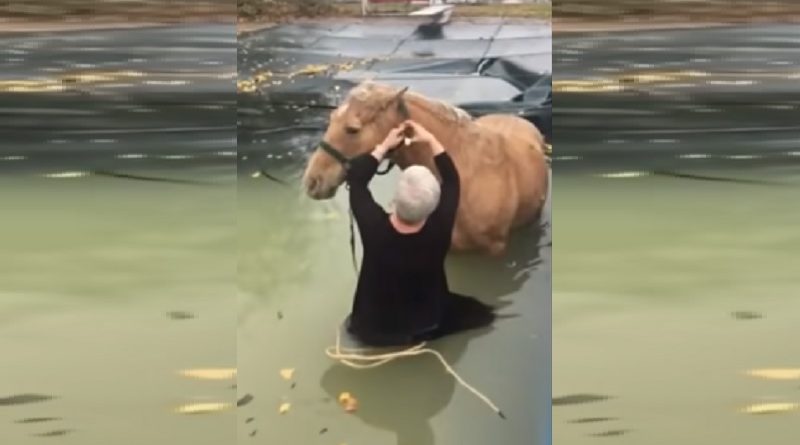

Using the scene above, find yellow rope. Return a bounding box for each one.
[325,329,506,419]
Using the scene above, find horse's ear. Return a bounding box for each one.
[391,86,410,117]
[394,86,409,100]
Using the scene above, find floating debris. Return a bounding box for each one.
[237,394,254,407]
[742,403,798,415]
[250,430,257,437]
[338,392,358,413]
[280,369,295,381]
[175,402,232,415]
[179,368,237,380]
[116,153,146,159]
[246,417,254,423]
[277,311,283,320]
[746,369,800,380]
[679,153,710,159]
[42,171,88,179]
[319,427,328,435]
[278,402,291,415]
[597,171,648,179]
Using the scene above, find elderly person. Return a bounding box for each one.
[345,120,494,347]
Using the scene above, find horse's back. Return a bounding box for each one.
[473,114,548,226]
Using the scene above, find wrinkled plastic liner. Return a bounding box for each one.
[238,21,552,171]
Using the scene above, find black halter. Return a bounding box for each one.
[318,87,410,177]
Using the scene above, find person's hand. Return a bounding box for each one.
[404,120,435,144]
[377,124,406,152]
[372,124,406,161]
[405,120,444,154]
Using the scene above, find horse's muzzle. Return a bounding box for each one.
[304,175,337,200]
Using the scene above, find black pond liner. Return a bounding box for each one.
[238,20,552,174]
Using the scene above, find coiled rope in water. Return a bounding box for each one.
[325,328,506,419]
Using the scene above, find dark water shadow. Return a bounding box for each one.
[569,417,617,424]
[15,417,61,424]
[320,325,494,445]
[590,429,630,438]
[446,222,549,310]
[33,429,72,437]
[553,394,612,406]
[446,168,552,308]
[0,394,55,406]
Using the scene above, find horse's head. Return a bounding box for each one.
[302,82,410,199]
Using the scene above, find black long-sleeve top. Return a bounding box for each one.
[345,152,460,346]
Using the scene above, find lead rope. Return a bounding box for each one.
[325,328,506,419]
[338,189,504,419]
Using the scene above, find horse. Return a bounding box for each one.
[302,81,549,256]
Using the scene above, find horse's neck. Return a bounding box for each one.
[396,96,469,173]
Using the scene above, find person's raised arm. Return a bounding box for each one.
[345,125,406,228]
[405,120,459,228]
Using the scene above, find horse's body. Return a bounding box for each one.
[302,82,549,256]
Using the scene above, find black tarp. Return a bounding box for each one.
[238,19,552,172]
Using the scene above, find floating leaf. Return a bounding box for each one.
[175,402,232,415]
[179,368,237,380]
[280,368,295,380]
[742,403,798,415]
[338,392,358,413]
[746,369,800,380]
[278,402,291,414]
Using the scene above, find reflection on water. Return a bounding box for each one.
[0,24,236,444]
[553,25,800,444]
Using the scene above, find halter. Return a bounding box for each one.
[318,87,410,176]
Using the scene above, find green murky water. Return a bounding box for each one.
[0,170,236,444]
[552,167,800,443]
[237,168,551,445]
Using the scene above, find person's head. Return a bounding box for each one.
[393,165,440,224]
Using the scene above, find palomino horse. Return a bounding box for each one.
[302,81,549,256]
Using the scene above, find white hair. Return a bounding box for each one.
[394,165,441,224]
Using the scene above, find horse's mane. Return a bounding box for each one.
[346,81,472,126]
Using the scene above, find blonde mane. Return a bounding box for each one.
[344,81,472,126]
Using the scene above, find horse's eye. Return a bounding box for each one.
[345,126,360,135]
